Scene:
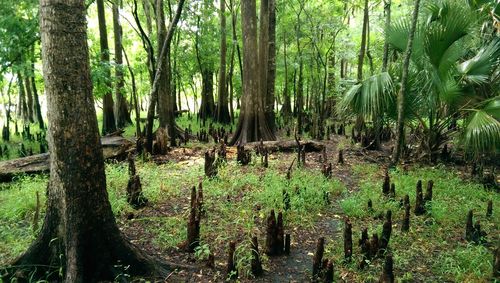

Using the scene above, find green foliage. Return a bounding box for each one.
[340,164,499,281]
[0,175,47,265]
[338,72,395,119]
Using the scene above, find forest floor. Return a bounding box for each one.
[0,121,499,282]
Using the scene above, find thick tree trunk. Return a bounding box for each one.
[259,0,270,127]
[156,0,171,129]
[144,0,185,152]
[5,1,170,281]
[392,0,420,164]
[112,2,132,128]
[229,0,275,145]
[97,0,117,135]
[199,69,215,121]
[266,0,276,131]
[216,0,231,124]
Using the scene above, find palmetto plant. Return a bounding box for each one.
[338,0,499,161]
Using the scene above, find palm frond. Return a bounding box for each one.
[337,72,395,119]
[386,19,424,64]
[462,109,500,156]
[459,39,500,85]
[424,6,472,69]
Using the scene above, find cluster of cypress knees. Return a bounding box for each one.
[309,171,498,282]
[183,180,291,280]
[0,126,47,159]
[126,150,499,280]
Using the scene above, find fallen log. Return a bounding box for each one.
[0,135,133,182]
[245,140,325,153]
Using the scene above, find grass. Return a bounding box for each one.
[335,164,499,282]
[0,131,497,281]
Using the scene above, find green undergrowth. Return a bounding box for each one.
[0,152,344,272]
[332,164,499,282]
[0,175,47,264]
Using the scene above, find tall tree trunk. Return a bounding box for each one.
[230,0,243,84]
[229,0,275,145]
[382,0,391,72]
[97,0,117,135]
[259,0,269,127]
[281,34,292,119]
[30,51,44,129]
[199,69,215,121]
[6,0,171,280]
[392,0,420,164]
[113,1,132,128]
[216,0,230,124]
[357,0,369,81]
[123,46,141,137]
[144,0,185,152]
[16,73,28,122]
[228,17,236,123]
[156,0,173,133]
[24,76,34,123]
[266,0,276,132]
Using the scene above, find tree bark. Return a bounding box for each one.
[392,0,420,164]
[216,0,230,124]
[112,1,132,128]
[16,73,28,122]
[229,0,275,145]
[144,0,185,152]
[382,0,391,72]
[259,0,269,126]
[97,0,117,135]
[30,48,45,130]
[357,0,369,81]
[266,0,276,131]
[5,1,170,280]
[24,76,34,123]
[156,0,172,130]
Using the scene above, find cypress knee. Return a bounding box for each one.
[285,234,291,255]
[404,194,410,207]
[359,228,369,247]
[402,204,410,232]
[390,183,396,199]
[414,180,425,215]
[251,236,263,276]
[486,200,493,218]
[204,149,217,177]
[369,233,379,259]
[324,260,334,283]
[265,210,277,255]
[465,210,474,241]
[276,212,284,255]
[312,237,325,280]
[379,254,394,283]
[344,217,353,262]
[226,241,238,280]
[382,171,390,196]
[424,180,433,203]
[379,210,392,255]
[197,182,204,216]
[338,149,344,164]
[187,205,200,252]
